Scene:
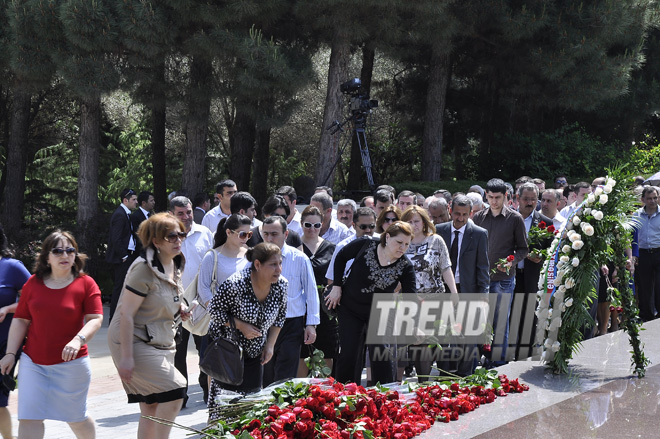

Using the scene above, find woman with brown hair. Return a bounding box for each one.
[207,242,287,412]
[325,221,416,384]
[401,205,458,382]
[375,205,403,234]
[0,230,103,439]
[108,212,190,439]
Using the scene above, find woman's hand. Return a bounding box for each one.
[118,356,135,383]
[0,307,9,324]
[325,286,342,310]
[235,319,262,339]
[0,354,15,375]
[62,337,83,362]
[180,303,192,322]
[260,344,275,365]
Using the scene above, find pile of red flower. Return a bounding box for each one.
[216,374,529,439]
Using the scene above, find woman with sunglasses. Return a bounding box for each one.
[297,206,337,377]
[108,213,191,439]
[376,205,403,234]
[0,230,103,439]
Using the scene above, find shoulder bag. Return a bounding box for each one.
[182,249,218,336]
[199,314,244,385]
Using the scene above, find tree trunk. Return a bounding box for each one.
[421,44,451,182]
[1,87,31,239]
[252,125,271,211]
[150,63,168,213]
[182,57,213,196]
[229,103,256,192]
[151,101,167,212]
[347,44,375,192]
[76,94,101,260]
[315,33,351,188]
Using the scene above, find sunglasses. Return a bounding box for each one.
[358,223,376,230]
[164,232,187,243]
[303,222,322,229]
[230,230,253,240]
[383,217,397,223]
[51,247,76,256]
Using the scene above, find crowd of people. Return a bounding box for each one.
[0,173,657,438]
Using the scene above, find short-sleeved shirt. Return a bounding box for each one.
[0,258,30,344]
[405,234,451,294]
[208,268,287,359]
[15,275,103,365]
[197,250,249,304]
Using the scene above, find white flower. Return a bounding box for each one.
[606,178,616,187]
[560,255,569,263]
[593,210,604,221]
[582,224,594,236]
[583,208,592,216]
[554,290,565,303]
[550,318,562,330]
[594,187,603,197]
[562,245,572,254]
[558,285,567,294]
[544,338,552,349]
[603,184,613,194]
[569,233,582,242]
[536,308,549,322]
[562,303,567,312]
[599,194,608,205]
[565,278,575,289]
[566,221,574,230]
[552,341,561,352]
[548,309,553,318]
[551,238,559,247]
[587,194,596,204]
[572,240,584,250]
[572,257,580,267]
[565,298,573,307]
[557,261,565,269]
[573,216,581,226]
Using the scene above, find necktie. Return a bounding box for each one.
[450,231,459,274]
[127,213,133,231]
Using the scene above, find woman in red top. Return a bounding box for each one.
[0,231,103,439]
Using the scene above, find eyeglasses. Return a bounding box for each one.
[358,224,376,230]
[51,247,76,256]
[383,217,397,223]
[230,230,253,240]
[164,232,187,243]
[303,222,322,229]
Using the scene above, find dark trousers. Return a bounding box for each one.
[262,316,304,387]
[638,249,660,321]
[109,252,137,322]
[335,308,393,384]
[175,327,209,402]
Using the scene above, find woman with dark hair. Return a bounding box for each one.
[207,242,287,412]
[108,213,191,439]
[297,206,337,377]
[246,195,302,249]
[0,225,30,438]
[325,221,416,384]
[376,205,403,234]
[0,230,103,439]
[197,214,252,308]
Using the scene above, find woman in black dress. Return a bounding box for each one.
[297,206,337,377]
[325,221,416,384]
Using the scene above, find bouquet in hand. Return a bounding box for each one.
[527,221,556,258]
[491,254,515,275]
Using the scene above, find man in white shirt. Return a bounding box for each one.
[170,196,214,405]
[310,192,352,245]
[277,185,303,235]
[559,182,590,221]
[261,216,319,385]
[202,179,237,233]
[540,189,566,230]
[336,199,357,236]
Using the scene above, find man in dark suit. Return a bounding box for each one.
[106,188,138,322]
[192,192,210,224]
[513,182,553,359]
[130,191,154,231]
[437,194,489,375]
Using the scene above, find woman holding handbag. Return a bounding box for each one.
[207,242,287,412]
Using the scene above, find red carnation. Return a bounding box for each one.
[506,254,515,262]
[538,221,547,229]
[547,225,555,233]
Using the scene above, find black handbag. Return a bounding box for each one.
[199,315,244,385]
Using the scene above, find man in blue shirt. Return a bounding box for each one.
[635,186,660,321]
[261,216,320,385]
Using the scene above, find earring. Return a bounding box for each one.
[156,247,161,254]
